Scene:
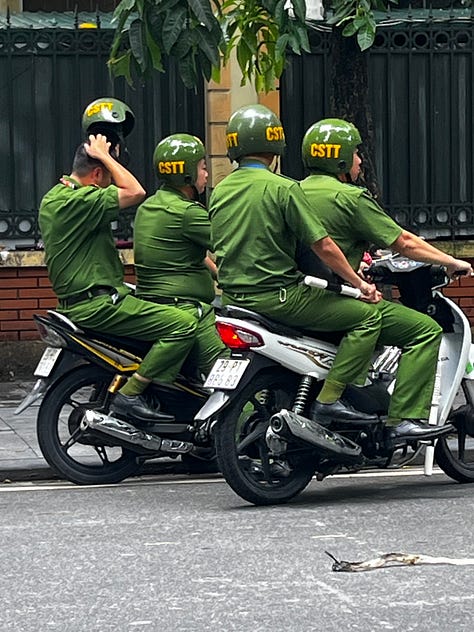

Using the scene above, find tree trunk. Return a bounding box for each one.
[329,28,380,199]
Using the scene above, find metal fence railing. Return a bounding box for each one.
[0,15,204,247]
[281,6,474,240]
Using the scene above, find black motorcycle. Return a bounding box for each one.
[16,312,216,484]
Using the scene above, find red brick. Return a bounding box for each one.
[19,309,43,320]
[1,277,38,288]
[38,277,53,287]
[0,310,18,320]
[39,298,58,308]
[19,330,41,341]
[0,289,18,299]
[0,269,18,277]
[19,268,49,277]
[19,288,56,299]
[0,331,19,341]
[1,320,39,331]
[1,299,38,310]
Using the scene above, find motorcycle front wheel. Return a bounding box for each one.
[435,401,474,483]
[214,370,316,506]
[37,365,141,485]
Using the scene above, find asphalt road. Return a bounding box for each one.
[1,469,474,632]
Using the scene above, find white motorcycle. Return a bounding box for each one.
[196,254,474,505]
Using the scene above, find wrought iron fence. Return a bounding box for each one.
[0,16,204,246]
[281,7,474,240]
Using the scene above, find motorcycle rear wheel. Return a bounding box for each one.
[37,365,141,485]
[214,370,316,506]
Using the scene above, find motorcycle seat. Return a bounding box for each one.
[45,310,152,357]
[221,305,344,345]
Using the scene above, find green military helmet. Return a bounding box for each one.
[81,97,135,141]
[301,118,362,174]
[153,134,206,187]
[226,104,286,162]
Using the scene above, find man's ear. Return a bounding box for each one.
[91,166,102,184]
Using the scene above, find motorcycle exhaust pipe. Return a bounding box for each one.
[270,409,362,462]
[81,410,193,456]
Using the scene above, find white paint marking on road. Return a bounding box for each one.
[313,580,357,607]
[144,542,179,546]
[311,534,353,539]
[0,467,446,493]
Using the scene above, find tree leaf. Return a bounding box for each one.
[196,25,220,66]
[357,23,376,50]
[188,0,217,30]
[144,21,163,72]
[342,21,358,37]
[291,0,307,23]
[162,7,187,54]
[178,53,198,88]
[108,50,133,85]
[129,18,147,71]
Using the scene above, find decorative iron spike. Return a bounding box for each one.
[96,5,101,29]
[74,4,79,29]
[6,5,10,27]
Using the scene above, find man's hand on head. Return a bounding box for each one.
[84,134,112,161]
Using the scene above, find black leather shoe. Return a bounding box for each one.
[311,399,378,423]
[110,392,174,423]
[388,419,453,441]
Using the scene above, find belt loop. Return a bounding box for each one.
[279,287,287,303]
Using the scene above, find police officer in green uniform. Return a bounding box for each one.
[210,104,385,423]
[39,131,198,422]
[134,133,228,379]
[300,118,473,440]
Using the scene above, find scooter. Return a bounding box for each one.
[15,313,217,484]
[195,253,474,505]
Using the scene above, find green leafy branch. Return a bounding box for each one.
[328,0,397,51]
[108,0,310,91]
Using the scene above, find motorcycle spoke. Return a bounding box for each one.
[457,428,466,462]
[61,427,84,452]
[94,446,111,465]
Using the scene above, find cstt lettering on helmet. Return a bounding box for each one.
[158,160,185,175]
[265,126,285,142]
[310,143,342,159]
[86,102,114,117]
[226,132,238,148]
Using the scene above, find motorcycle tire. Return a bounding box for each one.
[37,365,141,485]
[214,370,316,506]
[435,402,474,483]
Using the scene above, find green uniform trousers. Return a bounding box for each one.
[165,302,229,379]
[223,284,442,420]
[374,299,442,420]
[58,291,197,382]
[223,282,382,389]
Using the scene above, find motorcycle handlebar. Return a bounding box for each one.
[303,276,362,299]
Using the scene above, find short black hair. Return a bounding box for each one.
[72,143,105,177]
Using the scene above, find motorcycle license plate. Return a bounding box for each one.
[204,358,250,390]
[34,347,62,377]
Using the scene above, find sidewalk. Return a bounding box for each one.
[0,381,212,483]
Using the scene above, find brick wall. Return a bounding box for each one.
[0,264,136,341]
[1,259,474,341]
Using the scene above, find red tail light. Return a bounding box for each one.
[216,322,264,350]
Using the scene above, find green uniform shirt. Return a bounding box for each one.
[39,176,123,299]
[209,161,328,295]
[134,185,215,303]
[300,173,402,270]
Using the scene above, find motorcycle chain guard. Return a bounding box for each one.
[270,409,362,462]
